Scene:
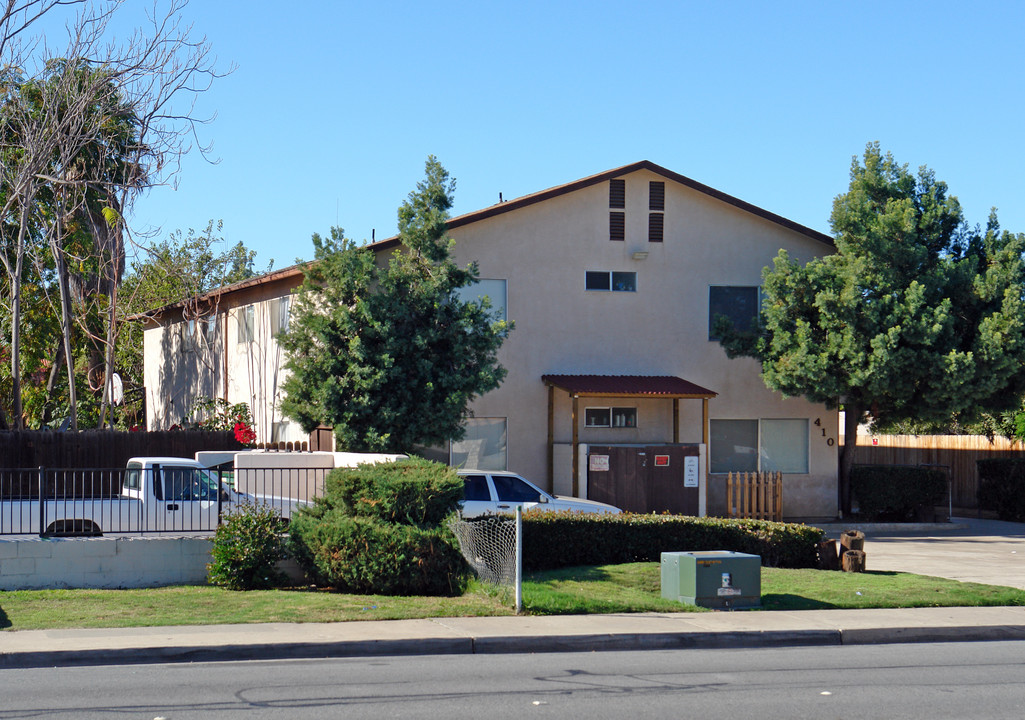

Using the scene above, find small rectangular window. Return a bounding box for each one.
[585,271,611,291]
[586,271,636,292]
[609,211,625,241]
[609,178,625,209]
[649,181,665,211]
[237,305,255,345]
[585,407,637,428]
[204,314,219,342]
[709,286,759,340]
[648,212,664,243]
[271,296,290,336]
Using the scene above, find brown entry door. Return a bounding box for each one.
[587,445,699,515]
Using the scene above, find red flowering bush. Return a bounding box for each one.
[234,421,257,445]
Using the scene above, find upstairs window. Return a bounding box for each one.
[237,305,255,345]
[709,285,759,340]
[586,271,636,292]
[203,314,219,343]
[455,278,508,322]
[271,296,291,336]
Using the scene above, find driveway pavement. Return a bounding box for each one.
[823,517,1025,590]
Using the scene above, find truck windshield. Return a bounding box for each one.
[162,467,221,502]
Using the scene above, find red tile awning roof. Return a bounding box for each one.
[542,374,717,399]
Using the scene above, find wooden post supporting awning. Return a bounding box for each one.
[542,374,718,496]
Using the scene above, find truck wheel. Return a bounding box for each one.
[45,520,102,537]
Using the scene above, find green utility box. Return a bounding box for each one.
[661,551,761,609]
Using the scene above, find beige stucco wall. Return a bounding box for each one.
[143,280,305,445]
[446,168,838,520]
[140,167,838,519]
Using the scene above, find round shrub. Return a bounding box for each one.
[289,458,469,596]
[207,503,287,590]
[324,457,464,525]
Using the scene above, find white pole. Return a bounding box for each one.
[515,504,523,613]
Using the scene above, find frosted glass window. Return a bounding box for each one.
[710,420,758,473]
[451,417,507,471]
[761,419,809,474]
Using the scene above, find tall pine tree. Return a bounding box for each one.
[280,157,511,452]
[719,143,1025,514]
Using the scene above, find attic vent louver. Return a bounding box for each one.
[609,178,625,209]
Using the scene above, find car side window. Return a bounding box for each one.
[463,475,491,502]
[492,475,542,503]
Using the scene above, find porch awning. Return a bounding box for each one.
[541,374,717,399]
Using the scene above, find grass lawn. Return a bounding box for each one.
[2,564,1024,631]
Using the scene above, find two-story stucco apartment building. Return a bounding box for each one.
[137,161,839,521]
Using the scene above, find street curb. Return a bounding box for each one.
[4,625,1024,669]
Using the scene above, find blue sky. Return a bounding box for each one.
[98,1,1025,270]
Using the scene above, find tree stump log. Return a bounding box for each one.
[840,529,865,553]
[842,549,866,573]
[817,539,840,571]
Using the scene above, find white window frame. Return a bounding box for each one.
[237,305,255,345]
[709,418,810,474]
[584,406,637,428]
[585,270,636,292]
[271,296,291,336]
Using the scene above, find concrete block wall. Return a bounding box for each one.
[0,536,214,591]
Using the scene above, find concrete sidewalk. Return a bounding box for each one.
[4,606,1025,669]
[5,516,1025,669]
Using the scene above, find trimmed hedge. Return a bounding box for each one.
[977,458,1025,522]
[289,457,469,596]
[850,465,946,521]
[325,459,464,526]
[520,512,825,570]
[289,513,467,595]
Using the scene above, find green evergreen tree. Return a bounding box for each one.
[279,156,511,452]
[718,143,1025,514]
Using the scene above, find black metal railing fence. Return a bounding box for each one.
[0,465,325,536]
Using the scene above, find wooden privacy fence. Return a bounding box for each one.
[0,430,242,470]
[727,471,782,521]
[844,434,1025,509]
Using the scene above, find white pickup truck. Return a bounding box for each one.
[2,456,304,536]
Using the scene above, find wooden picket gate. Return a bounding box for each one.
[727,471,783,521]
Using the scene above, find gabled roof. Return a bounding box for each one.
[135,160,832,318]
[542,374,717,399]
[369,159,834,252]
[129,263,308,321]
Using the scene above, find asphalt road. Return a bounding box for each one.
[3,641,1025,719]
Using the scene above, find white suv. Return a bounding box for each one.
[458,470,621,518]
